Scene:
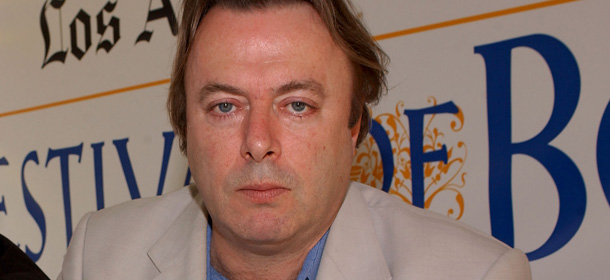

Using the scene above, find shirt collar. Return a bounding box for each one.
[206,224,329,280]
[297,229,329,280]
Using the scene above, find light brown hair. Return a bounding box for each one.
[168,0,388,152]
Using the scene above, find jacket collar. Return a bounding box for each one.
[317,183,392,280]
[147,191,208,280]
[145,183,391,279]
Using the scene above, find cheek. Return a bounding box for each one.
[286,124,351,173]
[187,124,235,181]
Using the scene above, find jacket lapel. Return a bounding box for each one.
[147,194,208,280]
[317,183,392,280]
[145,183,391,280]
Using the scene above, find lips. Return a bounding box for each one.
[237,184,289,203]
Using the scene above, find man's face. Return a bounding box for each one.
[184,4,359,250]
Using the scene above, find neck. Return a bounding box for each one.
[209,228,325,280]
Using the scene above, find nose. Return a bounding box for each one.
[240,106,280,162]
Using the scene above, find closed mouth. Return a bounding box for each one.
[237,185,289,203]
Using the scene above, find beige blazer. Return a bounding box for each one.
[57,182,531,279]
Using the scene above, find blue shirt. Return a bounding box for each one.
[206,224,329,280]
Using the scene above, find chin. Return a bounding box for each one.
[235,211,294,244]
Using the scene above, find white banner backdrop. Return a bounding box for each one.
[1,0,609,278]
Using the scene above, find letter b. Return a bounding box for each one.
[475,34,586,261]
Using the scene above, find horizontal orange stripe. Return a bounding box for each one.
[373,0,581,41]
[0,0,580,119]
[0,79,170,118]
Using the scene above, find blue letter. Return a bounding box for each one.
[597,102,610,207]
[113,138,141,199]
[0,157,7,215]
[46,143,83,245]
[22,151,46,261]
[403,102,458,208]
[476,34,585,261]
[368,120,395,193]
[91,142,105,210]
[184,168,192,187]
[156,131,175,195]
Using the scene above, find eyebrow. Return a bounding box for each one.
[198,83,246,101]
[274,79,325,97]
[198,79,325,101]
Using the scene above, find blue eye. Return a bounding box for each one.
[291,102,307,112]
[217,102,233,113]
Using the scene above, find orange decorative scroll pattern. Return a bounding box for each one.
[351,97,467,219]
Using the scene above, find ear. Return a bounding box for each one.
[350,116,362,155]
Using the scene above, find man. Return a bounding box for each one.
[58,0,532,279]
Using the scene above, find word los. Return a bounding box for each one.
[40,0,178,68]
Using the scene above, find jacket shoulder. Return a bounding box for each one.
[352,182,530,279]
[89,185,197,229]
[59,185,200,280]
[82,185,198,253]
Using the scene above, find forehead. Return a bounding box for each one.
[185,3,350,86]
[194,3,330,49]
